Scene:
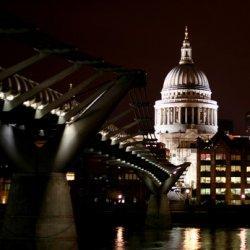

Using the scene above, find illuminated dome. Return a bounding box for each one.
[155,27,218,134]
[162,64,210,92]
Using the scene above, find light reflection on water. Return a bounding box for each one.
[183,228,201,250]
[239,228,247,250]
[111,226,250,250]
[115,226,126,250]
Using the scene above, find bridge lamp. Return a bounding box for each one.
[0,92,4,99]
[118,194,122,199]
[51,109,56,114]
[121,199,125,204]
[23,100,31,107]
[60,111,66,117]
[6,94,14,101]
[31,103,37,109]
[37,104,44,110]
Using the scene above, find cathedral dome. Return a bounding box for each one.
[162,64,210,91]
[162,26,210,92]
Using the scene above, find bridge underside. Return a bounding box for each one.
[0,13,190,249]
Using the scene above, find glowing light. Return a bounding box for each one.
[6,95,14,101]
[241,194,245,199]
[37,104,44,110]
[23,101,30,106]
[118,194,122,199]
[51,109,56,114]
[1,195,7,204]
[183,228,201,250]
[239,228,247,250]
[115,227,125,250]
[31,103,37,108]
[121,199,125,203]
[186,189,190,194]
[0,92,4,99]
[66,172,75,181]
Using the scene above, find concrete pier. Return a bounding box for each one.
[0,173,78,250]
[145,193,171,229]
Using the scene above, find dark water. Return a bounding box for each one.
[83,226,250,250]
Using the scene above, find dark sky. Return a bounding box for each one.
[1,0,250,134]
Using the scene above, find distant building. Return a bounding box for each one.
[155,27,218,189]
[197,132,250,205]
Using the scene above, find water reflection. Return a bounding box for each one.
[114,226,126,250]
[239,228,247,250]
[81,226,250,249]
[183,228,201,250]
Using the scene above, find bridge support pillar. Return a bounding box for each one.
[0,173,78,250]
[145,193,171,229]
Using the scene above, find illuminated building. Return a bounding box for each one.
[197,132,250,205]
[155,27,218,189]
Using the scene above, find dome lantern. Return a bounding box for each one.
[179,26,194,65]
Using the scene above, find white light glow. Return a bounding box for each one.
[66,172,75,181]
[6,95,14,101]
[37,104,44,110]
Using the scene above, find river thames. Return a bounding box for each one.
[82,226,250,249]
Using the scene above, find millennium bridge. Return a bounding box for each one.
[0,13,189,249]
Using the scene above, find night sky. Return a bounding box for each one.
[1,0,250,133]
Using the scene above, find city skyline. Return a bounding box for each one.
[1,0,249,133]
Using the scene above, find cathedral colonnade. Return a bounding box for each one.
[155,104,218,126]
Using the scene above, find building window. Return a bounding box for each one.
[231,154,241,161]
[216,177,226,183]
[231,188,241,195]
[216,166,226,172]
[200,177,211,183]
[200,153,211,160]
[247,166,250,172]
[231,177,241,183]
[201,188,210,195]
[231,200,241,205]
[245,189,250,196]
[247,177,250,184]
[200,165,211,172]
[231,165,241,172]
[216,153,226,160]
[216,188,226,195]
